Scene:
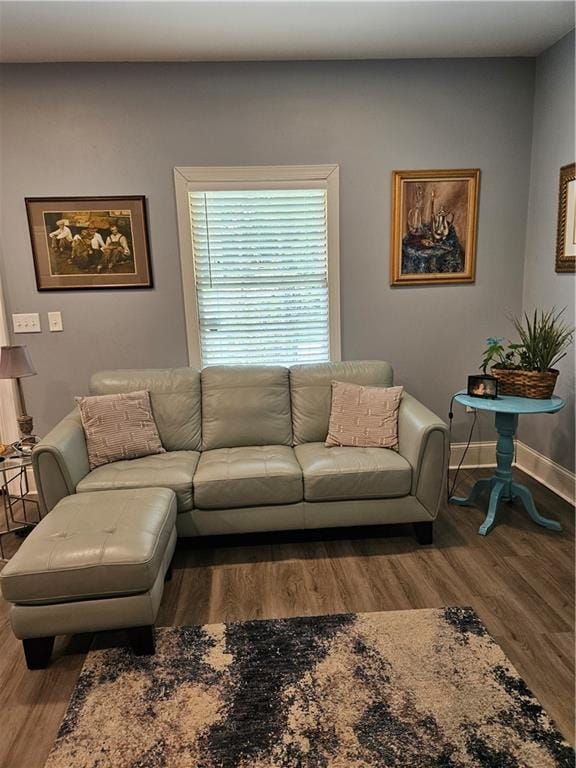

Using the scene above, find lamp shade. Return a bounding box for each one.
[0,345,36,379]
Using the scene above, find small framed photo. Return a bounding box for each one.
[467,375,498,400]
[391,169,480,286]
[555,162,575,273]
[25,196,153,290]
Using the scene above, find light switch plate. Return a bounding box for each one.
[12,313,41,333]
[48,311,63,332]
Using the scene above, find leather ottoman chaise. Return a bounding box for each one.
[0,487,176,669]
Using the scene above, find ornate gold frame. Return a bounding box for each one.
[390,168,480,286]
[555,162,575,273]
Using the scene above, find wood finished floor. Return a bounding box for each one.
[0,467,574,768]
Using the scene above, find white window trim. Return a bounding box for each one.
[174,164,341,368]
[0,265,19,443]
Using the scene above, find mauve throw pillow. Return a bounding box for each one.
[76,390,165,470]
[325,381,404,449]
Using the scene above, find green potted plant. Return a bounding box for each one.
[481,307,574,399]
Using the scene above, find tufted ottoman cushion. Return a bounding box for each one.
[1,487,176,605]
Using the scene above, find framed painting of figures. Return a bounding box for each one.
[25,196,153,290]
[390,169,480,286]
[555,162,575,273]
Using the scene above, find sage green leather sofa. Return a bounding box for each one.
[32,361,448,543]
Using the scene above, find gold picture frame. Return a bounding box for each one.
[555,162,576,273]
[391,169,480,286]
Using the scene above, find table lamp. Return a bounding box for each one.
[0,345,37,439]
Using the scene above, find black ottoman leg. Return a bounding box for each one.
[23,636,55,669]
[127,625,155,656]
[413,521,433,545]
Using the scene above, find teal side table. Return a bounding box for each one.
[449,391,564,535]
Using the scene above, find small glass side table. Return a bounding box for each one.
[0,454,41,561]
[449,391,565,536]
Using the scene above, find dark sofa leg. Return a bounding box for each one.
[413,521,433,545]
[23,636,55,669]
[164,563,173,582]
[127,625,155,656]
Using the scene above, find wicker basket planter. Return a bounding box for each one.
[491,367,559,399]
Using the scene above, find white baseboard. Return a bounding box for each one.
[515,441,575,505]
[449,440,575,505]
[449,441,497,469]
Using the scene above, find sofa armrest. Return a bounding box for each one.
[32,409,90,515]
[397,393,448,518]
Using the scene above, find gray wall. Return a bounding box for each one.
[519,31,575,472]
[0,59,535,442]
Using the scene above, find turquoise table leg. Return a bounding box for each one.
[510,481,562,531]
[450,411,561,535]
[450,411,516,535]
[450,477,493,508]
[478,480,505,536]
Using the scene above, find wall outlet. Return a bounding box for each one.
[48,311,63,332]
[12,313,41,333]
[465,406,476,414]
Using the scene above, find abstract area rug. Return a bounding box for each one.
[45,608,574,768]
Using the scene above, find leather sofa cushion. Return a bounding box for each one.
[294,443,411,502]
[201,366,292,450]
[0,488,176,605]
[90,368,202,452]
[194,446,303,509]
[76,451,199,512]
[290,361,394,445]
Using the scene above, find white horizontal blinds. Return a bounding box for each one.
[189,188,330,366]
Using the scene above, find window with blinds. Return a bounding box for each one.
[188,188,331,366]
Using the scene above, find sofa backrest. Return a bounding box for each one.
[290,360,394,444]
[201,366,292,450]
[89,368,202,452]
[89,360,393,452]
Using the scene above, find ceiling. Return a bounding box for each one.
[0,1,574,64]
